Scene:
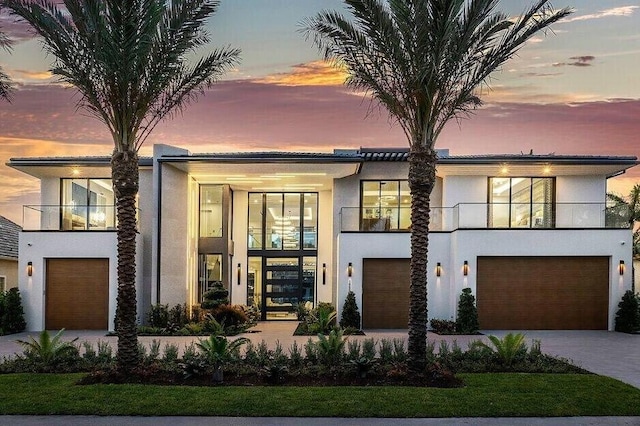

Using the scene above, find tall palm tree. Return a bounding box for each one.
[0,26,12,100]
[303,0,571,373]
[3,0,240,370]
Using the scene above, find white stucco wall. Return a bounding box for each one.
[18,231,143,331]
[157,163,190,306]
[336,228,632,330]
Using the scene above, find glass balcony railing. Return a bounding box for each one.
[22,205,140,231]
[340,203,630,232]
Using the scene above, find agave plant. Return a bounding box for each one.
[16,329,79,366]
[479,333,527,366]
[196,335,249,383]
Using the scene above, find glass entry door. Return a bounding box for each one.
[264,258,300,320]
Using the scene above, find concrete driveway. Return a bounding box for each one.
[1,323,639,389]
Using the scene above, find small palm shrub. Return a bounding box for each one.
[479,333,527,366]
[429,318,457,334]
[339,291,361,330]
[316,329,347,366]
[16,329,79,369]
[614,290,640,333]
[456,288,479,334]
[196,335,249,383]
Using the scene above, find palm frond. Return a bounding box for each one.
[303,0,572,147]
[3,0,240,152]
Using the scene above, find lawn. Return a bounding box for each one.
[0,373,639,417]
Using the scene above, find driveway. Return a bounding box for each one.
[1,324,639,389]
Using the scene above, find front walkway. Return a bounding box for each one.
[1,323,639,389]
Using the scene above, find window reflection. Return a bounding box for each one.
[61,178,115,230]
[360,180,411,231]
[199,186,223,237]
[489,177,554,228]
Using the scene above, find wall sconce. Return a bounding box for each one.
[27,261,33,277]
[348,262,353,277]
[436,262,442,277]
[619,260,625,276]
[322,263,326,285]
[463,260,469,276]
[237,263,241,285]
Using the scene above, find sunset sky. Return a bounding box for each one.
[0,0,639,224]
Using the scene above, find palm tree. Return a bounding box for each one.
[0,25,12,100]
[3,0,240,370]
[303,0,571,373]
[607,185,640,255]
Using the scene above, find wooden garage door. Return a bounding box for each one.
[477,256,609,330]
[362,258,409,329]
[46,258,109,330]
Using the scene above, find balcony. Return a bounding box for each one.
[22,205,139,231]
[340,203,630,232]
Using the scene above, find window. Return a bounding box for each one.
[198,254,223,302]
[199,185,223,237]
[488,177,555,228]
[0,276,5,292]
[360,180,411,231]
[61,178,115,230]
[248,193,318,251]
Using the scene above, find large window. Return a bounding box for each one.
[61,178,115,230]
[488,177,555,228]
[248,193,318,251]
[198,254,223,302]
[361,180,411,231]
[199,185,223,237]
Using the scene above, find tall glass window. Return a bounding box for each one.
[360,180,411,231]
[198,254,223,302]
[488,177,555,228]
[250,193,317,251]
[61,178,115,230]
[199,185,223,237]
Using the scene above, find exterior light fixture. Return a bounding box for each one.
[436,262,442,277]
[237,263,241,285]
[322,263,326,285]
[348,262,353,277]
[463,260,469,276]
[619,260,625,276]
[27,261,33,277]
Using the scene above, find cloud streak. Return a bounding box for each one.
[561,6,639,23]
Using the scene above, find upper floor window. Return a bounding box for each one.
[488,177,555,228]
[361,180,411,231]
[61,178,114,230]
[248,193,318,251]
[199,185,223,238]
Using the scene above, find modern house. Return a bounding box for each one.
[9,144,638,331]
[0,215,20,292]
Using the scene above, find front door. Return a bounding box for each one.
[261,257,316,320]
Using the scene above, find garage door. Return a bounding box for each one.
[477,256,609,330]
[45,258,109,330]
[362,258,409,328]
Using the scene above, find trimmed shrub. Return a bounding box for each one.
[147,304,169,328]
[615,290,640,333]
[339,290,361,330]
[169,304,188,328]
[456,288,479,334]
[201,282,229,310]
[429,318,456,334]
[2,288,26,334]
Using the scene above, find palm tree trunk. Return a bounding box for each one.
[111,149,140,370]
[407,146,437,374]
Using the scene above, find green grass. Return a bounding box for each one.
[0,373,639,417]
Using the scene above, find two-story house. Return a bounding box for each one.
[9,144,637,331]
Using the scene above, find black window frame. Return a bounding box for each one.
[487,177,556,229]
[359,179,411,232]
